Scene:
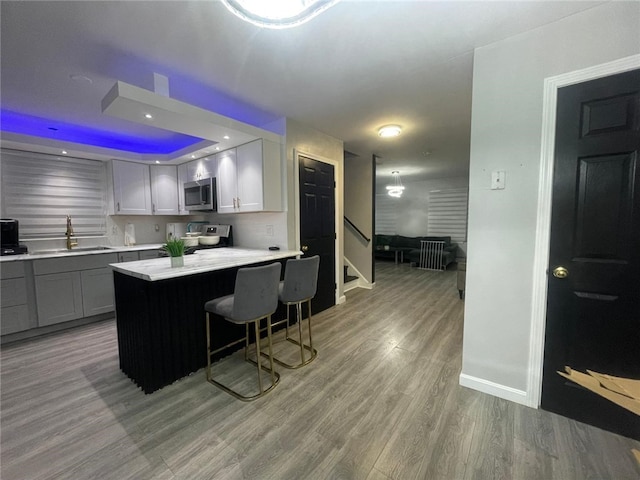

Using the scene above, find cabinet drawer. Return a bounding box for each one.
[1,278,27,307]
[34,253,118,275]
[138,250,160,260]
[1,261,25,280]
[117,251,139,262]
[1,305,30,335]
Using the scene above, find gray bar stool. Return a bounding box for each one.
[204,262,281,401]
[272,255,320,369]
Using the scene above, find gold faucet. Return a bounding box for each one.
[66,215,78,250]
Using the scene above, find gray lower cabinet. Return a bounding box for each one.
[80,268,115,316]
[33,253,118,327]
[35,272,84,326]
[138,250,160,260]
[117,251,139,262]
[1,261,30,335]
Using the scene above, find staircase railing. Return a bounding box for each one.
[344,216,370,244]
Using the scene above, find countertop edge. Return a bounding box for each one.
[110,248,302,282]
[0,244,164,262]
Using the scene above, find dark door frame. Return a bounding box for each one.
[293,148,342,306]
[528,55,640,408]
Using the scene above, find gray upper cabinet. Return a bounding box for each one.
[110,160,152,215]
[216,139,283,214]
[150,165,179,215]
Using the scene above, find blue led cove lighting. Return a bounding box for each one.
[1,109,203,155]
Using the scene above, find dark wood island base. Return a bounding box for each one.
[113,257,293,394]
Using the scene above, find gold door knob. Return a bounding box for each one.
[552,266,569,279]
[301,245,309,252]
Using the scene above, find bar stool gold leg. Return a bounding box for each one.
[307,299,314,353]
[266,315,276,386]
[297,303,305,364]
[206,312,212,381]
[254,320,263,395]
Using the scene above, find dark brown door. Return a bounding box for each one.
[299,155,336,313]
[541,69,640,440]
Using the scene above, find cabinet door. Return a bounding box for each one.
[112,160,152,215]
[150,165,179,215]
[1,273,30,334]
[35,272,83,326]
[80,268,115,316]
[216,148,238,213]
[1,305,30,335]
[186,156,217,181]
[237,140,264,212]
[177,163,189,215]
[1,278,27,308]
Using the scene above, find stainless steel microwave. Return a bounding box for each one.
[184,177,217,211]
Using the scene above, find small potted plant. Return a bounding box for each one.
[163,238,185,268]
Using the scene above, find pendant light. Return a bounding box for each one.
[386,171,405,198]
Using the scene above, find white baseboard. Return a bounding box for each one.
[459,373,529,406]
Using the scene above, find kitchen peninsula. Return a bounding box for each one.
[110,247,301,394]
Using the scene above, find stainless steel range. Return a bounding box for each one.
[195,224,233,251]
[169,224,233,256]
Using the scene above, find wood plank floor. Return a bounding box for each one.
[1,261,639,479]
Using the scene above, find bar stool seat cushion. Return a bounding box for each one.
[205,295,235,322]
[205,264,281,323]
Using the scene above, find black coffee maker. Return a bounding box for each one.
[1,219,28,255]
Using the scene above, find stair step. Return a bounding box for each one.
[344,265,358,284]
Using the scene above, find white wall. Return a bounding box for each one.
[376,176,469,253]
[106,215,207,245]
[345,154,373,283]
[462,1,640,404]
[206,211,288,249]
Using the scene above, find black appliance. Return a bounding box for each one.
[1,219,28,255]
[184,177,217,211]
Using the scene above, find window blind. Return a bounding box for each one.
[1,149,107,238]
[375,194,397,234]
[427,188,468,243]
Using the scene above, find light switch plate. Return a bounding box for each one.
[491,170,506,190]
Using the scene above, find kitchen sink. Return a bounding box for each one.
[30,246,115,255]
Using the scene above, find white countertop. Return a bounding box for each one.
[110,247,301,282]
[0,244,164,262]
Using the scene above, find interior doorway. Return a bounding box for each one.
[540,69,639,440]
[297,153,336,314]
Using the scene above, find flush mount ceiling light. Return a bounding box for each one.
[386,171,405,198]
[378,125,402,138]
[221,0,340,29]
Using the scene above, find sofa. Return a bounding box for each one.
[374,234,458,269]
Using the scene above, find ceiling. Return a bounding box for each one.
[0,1,605,184]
